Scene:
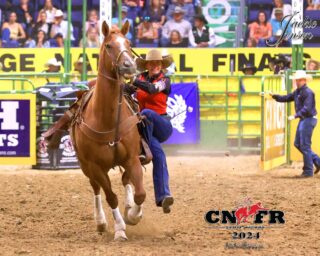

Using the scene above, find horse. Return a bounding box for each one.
[70,21,145,241]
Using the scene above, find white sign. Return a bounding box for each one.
[291,0,303,45]
[100,0,112,42]
[0,101,19,130]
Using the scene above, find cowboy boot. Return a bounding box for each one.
[41,109,74,149]
[139,138,153,165]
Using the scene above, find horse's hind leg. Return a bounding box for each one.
[122,160,146,225]
[90,179,107,232]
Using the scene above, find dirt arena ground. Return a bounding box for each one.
[0,155,319,256]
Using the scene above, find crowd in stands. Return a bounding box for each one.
[0,0,319,49]
[0,0,213,48]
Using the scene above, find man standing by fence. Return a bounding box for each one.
[270,70,320,178]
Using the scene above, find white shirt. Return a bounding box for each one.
[51,20,74,40]
[162,19,192,39]
[188,26,215,47]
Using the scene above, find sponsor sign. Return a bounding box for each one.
[261,95,287,170]
[0,94,36,164]
[166,82,200,144]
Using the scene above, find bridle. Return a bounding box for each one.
[98,36,140,82]
[91,36,140,152]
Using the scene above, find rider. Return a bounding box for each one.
[130,49,174,213]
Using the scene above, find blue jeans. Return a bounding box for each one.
[294,117,320,176]
[141,109,173,205]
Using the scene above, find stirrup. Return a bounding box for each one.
[139,139,152,165]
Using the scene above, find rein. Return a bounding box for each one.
[83,45,136,149]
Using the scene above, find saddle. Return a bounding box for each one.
[43,88,153,165]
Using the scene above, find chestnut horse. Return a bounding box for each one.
[71,21,145,241]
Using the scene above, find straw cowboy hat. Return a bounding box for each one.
[290,70,313,81]
[44,58,62,67]
[136,49,173,71]
[54,9,64,18]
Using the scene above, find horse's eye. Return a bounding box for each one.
[105,44,111,49]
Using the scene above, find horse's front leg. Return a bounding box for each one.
[122,159,146,225]
[90,179,107,232]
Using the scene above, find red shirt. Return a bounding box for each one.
[134,72,171,115]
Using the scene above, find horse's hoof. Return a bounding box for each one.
[124,206,142,226]
[96,223,107,233]
[114,230,128,241]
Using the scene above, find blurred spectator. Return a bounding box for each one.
[270,8,291,36]
[306,59,320,70]
[79,27,100,48]
[86,9,100,34]
[32,10,50,38]
[25,30,50,48]
[137,16,158,43]
[1,11,26,47]
[52,32,64,47]
[15,0,34,32]
[247,37,257,47]
[160,0,170,10]
[73,57,92,80]
[189,14,215,47]
[306,0,320,10]
[167,30,184,47]
[144,0,166,30]
[124,0,139,7]
[44,58,61,73]
[249,11,272,46]
[50,9,75,41]
[161,6,192,47]
[269,8,291,46]
[112,6,134,41]
[39,0,58,24]
[269,54,291,74]
[43,57,61,83]
[270,0,292,20]
[166,0,195,23]
[241,63,257,75]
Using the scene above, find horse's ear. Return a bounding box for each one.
[102,21,110,38]
[121,20,130,36]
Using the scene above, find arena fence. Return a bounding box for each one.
[1,72,320,166]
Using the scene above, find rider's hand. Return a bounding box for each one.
[288,115,296,121]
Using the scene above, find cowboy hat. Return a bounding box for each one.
[54,9,64,17]
[172,6,185,15]
[241,63,257,74]
[194,14,208,24]
[44,58,62,67]
[289,70,313,81]
[136,49,173,71]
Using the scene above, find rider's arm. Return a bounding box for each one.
[133,77,170,94]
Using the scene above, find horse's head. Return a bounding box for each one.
[101,20,136,79]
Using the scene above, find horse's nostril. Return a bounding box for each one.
[124,61,131,67]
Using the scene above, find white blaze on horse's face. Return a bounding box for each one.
[105,34,136,79]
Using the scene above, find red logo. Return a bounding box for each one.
[235,199,268,224]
